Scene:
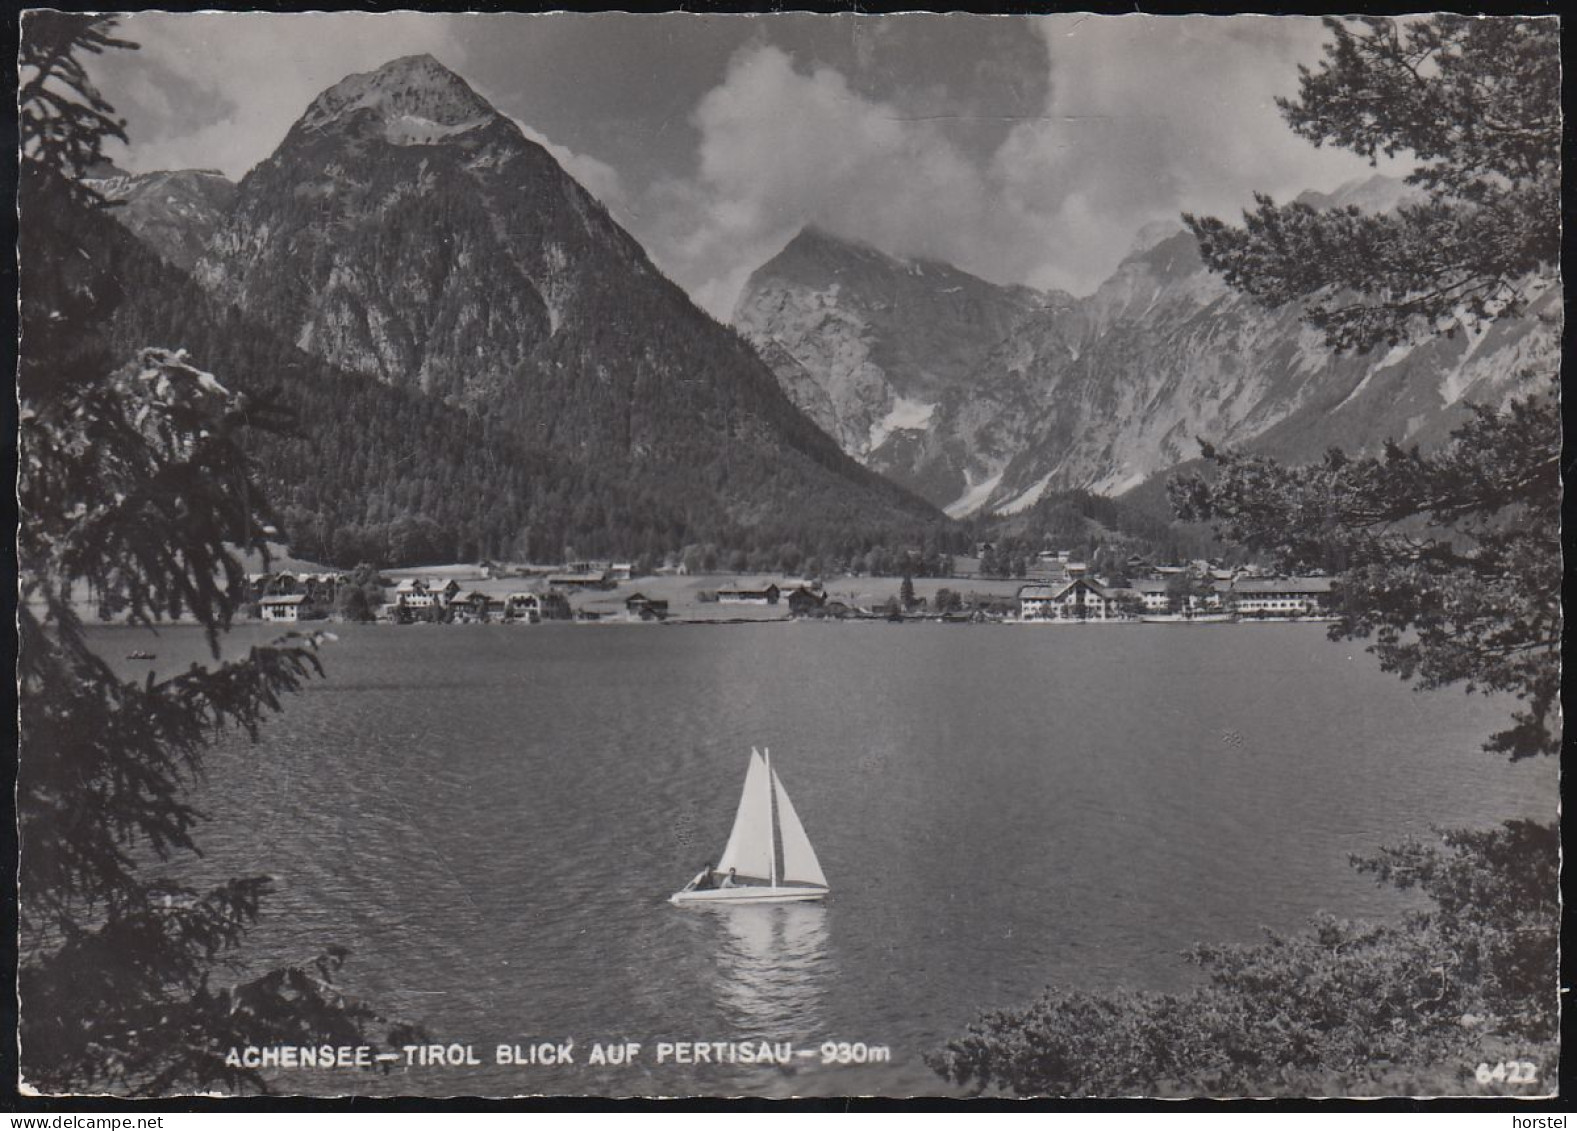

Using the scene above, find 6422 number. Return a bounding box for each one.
[1476,1061,1538,1086]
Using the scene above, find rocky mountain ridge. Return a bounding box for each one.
[734,176,1559,516]
[82,163,236,270]
[733,226,1055,504]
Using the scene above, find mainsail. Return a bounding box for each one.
[772,769,828,887]
[673,747,829,904]
[716,748,774,882]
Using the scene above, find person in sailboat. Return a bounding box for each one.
[686,863,718,891]
[719,867,737,889]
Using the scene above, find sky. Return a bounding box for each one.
[85,12,1406,319]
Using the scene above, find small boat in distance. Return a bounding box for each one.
[671,747,829,905]
[126,650,156,660]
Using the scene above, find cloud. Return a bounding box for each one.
[91,13,465,180]
[991,15,1407,292]
[636,45,1017,319]
[635,16,1408,317]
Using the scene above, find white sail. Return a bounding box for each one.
[716,748,774,882]
[772,768,828,888]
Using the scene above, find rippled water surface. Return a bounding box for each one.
[95,621,1555,1096]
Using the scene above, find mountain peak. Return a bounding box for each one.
[1294,173,1419,215]
[299,53,496,135]
[790,223,887,257]
[768,225,912,279]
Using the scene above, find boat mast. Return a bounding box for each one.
[765,746,777,889]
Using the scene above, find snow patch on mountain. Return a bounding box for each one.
[1438,323,1491,405]
[997,472,1054,516]
[869,395,935,450]
[384,113,489,146]
[945,468,1005,519]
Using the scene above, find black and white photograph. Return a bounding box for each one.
[14,9,1562,1102]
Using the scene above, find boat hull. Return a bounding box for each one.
[670,886,828,906]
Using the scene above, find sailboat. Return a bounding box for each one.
[670,747,829,905]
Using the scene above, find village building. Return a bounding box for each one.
[1229,576,1333,617]
[449,590,505,621]
[259,594,308,623]
[717,582,781,605]
[394,578,435,608]
[624,593,670,621]
[786,587,827,616]
[427,578,462,605]
[1017,577,1119,621]
[391,577,463,610]
[506,592,544,622]
[299,572,347,603]
[546,569,610,589]
[270,570,301,595]
[609,562,634,582]
[1127,579,1173,613]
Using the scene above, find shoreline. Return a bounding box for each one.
[83,613,1342,631]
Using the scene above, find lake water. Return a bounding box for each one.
[93,621,1555,1097]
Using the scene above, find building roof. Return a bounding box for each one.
[260,594,308,605]
[1020,577,1119,601]
[1231,576,1334,594]
[1055,577,1108,598]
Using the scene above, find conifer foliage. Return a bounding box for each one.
[1184,16,1559,353]
[17,13,417,1095]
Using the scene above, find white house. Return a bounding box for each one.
[507,592,543,622]
[1126,577,1226,614]
[1018,578,1118,621]
[260,594,308,623]
[395,578,434,608]
[1127,579,1173,613]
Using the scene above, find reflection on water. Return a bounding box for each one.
[693,904,830,1038]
